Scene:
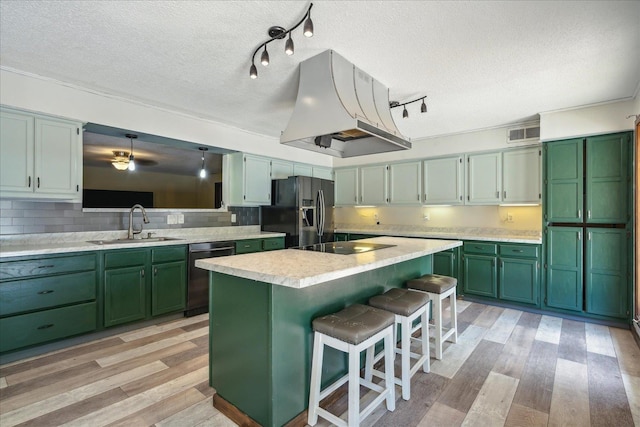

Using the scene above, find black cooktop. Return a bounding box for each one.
[293,241,396,255]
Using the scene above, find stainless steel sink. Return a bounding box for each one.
[87,237,182,245]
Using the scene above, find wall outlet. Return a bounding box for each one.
[167,214,176,225]
[177,214,184,224]
[231,213,237,223]
[423,214,430,221]
[507,212,514,222]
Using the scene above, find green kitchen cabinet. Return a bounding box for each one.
[151,246,187,316]
[0,252,98,353]
[262,237,285,251]
[585,133,629,224]
[499,243,540,305]
[103,249,147,327]
[236,237,285,254]
[585,228,627,318]
[462,242,498,298]
[545,226,583,311]
[545,138,584,223]
[334,233,349,241]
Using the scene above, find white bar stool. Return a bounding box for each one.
[366,288,431,400]
[406,274,458,360]
[308,304,396,427]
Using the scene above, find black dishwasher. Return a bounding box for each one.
[187,241,235,317]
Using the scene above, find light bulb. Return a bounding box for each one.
[421,99,427,113]
[199,168,207,179]
[128,155,135,171]
[261,46,269,66]
[402,106,408,119]
[303,15,313,37]
[250,63,258,79]
[285,33,294,55]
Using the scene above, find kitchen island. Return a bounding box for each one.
[196,236,461,427]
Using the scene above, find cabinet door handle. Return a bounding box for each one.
[501,261,504,268]
[503,191,506,199]
[37,177,40,188]
[28,176,31,188]
[496,191,499,198]
[154,267,158,276]
[37,290,54,295]
[588,210,591,219]
[37,324,54,330]
[512,249,524,253]
[37,265,55,269]
[244,244,251,248]
[474,246,483,250]
[141,269,145,278]
[588,232,591,240]
[578,209,581,219]
[577,232,581,240]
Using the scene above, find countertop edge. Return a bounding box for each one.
[335,229,542,244]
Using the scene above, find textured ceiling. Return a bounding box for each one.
[1,1,639,143]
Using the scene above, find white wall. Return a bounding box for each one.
[539,99,637,141]
[0,69,332,167]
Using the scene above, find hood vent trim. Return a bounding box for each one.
[281,50,411,158]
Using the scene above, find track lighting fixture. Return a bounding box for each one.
[248,3,314,79]
[126,133,137,171]
[390,96,428,119]
[199,147,208,179]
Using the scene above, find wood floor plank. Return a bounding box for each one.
[534,315,562,345]
[429,324,488,379]
[621,373,640,427]
[0,342,195,412]
[511,340,558,414]
[14,387,129,427]
[585,323,616,357]
[461,371,519,426]
[492,324,538,379]
[484,308,522,344]
[516,312,542,329]
[457,302,489,325]
[194,380,216,398]
[161,340,209,368]
[610,327,640,376]
[106,387,206,427]
[587,352,635,426]
[417,402,466,427]
[119,314,208,342]
[548,358,590,427]
[504,403,549,427]
[472,306,504,328]
[96,327,207,367]
[60,366,209,427]
[155,398,222,427]
[0,361,168,427]
[190,334,209,348]
[181,320,209,332]
[120,354,209,396]
[455,299,472,314]
[557,319,586,364]
[436,340,504,413]
[193,411,238,427]
[0,377,7,389]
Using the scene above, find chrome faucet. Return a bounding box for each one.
[127,204,150,239]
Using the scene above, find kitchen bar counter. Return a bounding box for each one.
[0,226,284,258]
[198,236,460,426]
[335,226,542,244]
[196,236,461,288]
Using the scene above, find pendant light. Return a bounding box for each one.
[126,133,137,171]
[285,32,294,56]
[199,147,208,178]
[389,96,428,119]
[112,151,130,170]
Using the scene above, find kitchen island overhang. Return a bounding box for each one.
[196,237,462,426]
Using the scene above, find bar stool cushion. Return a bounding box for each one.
[407,274,457,294]
[369,288,430,317]
[312,304,394,345]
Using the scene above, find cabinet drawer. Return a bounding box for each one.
[0,253,96,281]
[235,240,261,254]
[152,246,186,263]
[463,242,498,255]
[0,271,96,317]
[262,238,284,251]
[0,302,97,353]
[104,249,147,269]
[499,244,539,259]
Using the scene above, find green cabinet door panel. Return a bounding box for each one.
[585,228,627,318]
[235,239,262,254]
[545,139,583,223]
[104,265,146,327]
[463,254,497,298]
[546,227,583,311]
[152,261,186,316]
[585,133,629,224]
[0,302,96,353]
[0,253,96,280]
[262,237,285,251]
[0,271,96,316]
[499,258,539,305]
[433,250,456,277]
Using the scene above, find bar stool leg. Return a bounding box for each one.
[347,347,360,426]
[307,333,323,426]
[433,294,444,360]
[449,291,458,343]
[422,302,430,373]
[400,314,411,400]
[383,331,396,411]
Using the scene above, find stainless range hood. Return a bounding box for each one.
[281,50,411,158]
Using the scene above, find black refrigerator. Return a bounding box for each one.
[261,176,334,248]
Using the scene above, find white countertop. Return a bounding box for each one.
[195,236,462,289]
[335,226,542,244]
[0,226,285,258]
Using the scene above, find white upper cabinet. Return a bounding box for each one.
[388,161,422,205]
[293,163,313,177]
[423,156,464,205]
[312,166,333,181]
[359,165,388,205]
[502,147,541,204]
[227,153,272,206]
[0,108,81,200]
[467,152,502,204]
[334,168,359,206]
[271,159,294,180]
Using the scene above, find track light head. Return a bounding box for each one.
[303,14,314,37]
[250,63,258,79]
[285,33,294,55]
[421,99,427,113]
[402,106,409,119]
[260,46,269,66]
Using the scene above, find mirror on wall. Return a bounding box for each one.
[82,123,235,209]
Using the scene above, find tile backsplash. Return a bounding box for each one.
[0,200,260,235]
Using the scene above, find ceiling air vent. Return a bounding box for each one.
[507,124,540,143]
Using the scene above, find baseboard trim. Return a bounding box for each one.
[212,394,260,427]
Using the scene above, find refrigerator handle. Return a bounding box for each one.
[315,190,322,238]
[318,190,325,238]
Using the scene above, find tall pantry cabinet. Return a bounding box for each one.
[544,132,632,321]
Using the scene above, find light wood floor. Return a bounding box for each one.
[1,301,639,427]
